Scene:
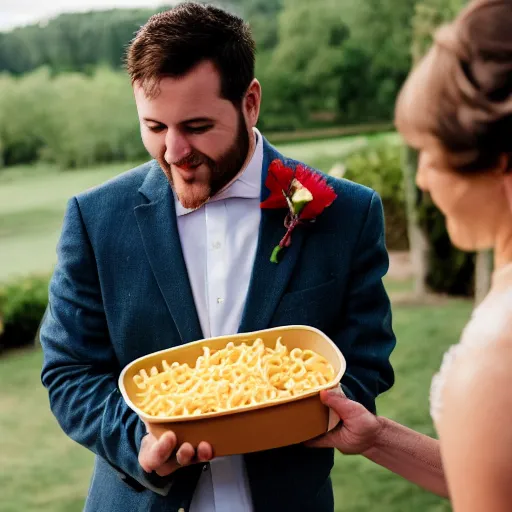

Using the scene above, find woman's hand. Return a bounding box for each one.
[305,387,382,454]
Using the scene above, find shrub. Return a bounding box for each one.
[343,141,409,251]
[0,274,49,352]
[0,68,146,169]
[419,197,475,296]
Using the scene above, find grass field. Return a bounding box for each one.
[0,295,467,512]
[0,133,397,282]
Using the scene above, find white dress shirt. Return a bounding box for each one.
[174,128,263,512]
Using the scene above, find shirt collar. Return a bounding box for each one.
[174,127,263,217]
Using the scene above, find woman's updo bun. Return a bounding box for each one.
[395,0,512,173]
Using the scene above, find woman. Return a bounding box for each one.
[307,1,512,510]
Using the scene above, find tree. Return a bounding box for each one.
[270,0,350,109]
[338,0,418,122]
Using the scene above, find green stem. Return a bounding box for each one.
[270,245,282,264]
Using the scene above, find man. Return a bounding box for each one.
[40,3,396,512]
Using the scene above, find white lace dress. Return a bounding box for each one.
[430,262,512,425]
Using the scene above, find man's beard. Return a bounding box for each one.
[158,111,250,210]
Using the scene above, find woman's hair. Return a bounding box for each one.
[395,0,512,173]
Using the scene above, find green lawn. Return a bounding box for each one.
[0,162,141,281]
[0,296,469,512]
[0,133,397,282]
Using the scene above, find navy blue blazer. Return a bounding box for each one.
[40,137,396,512]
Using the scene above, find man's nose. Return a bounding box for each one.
[164,129,191,165]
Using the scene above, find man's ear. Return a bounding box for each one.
[243,79,261,128]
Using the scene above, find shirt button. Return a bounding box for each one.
[212,241,221,250]
[217,297,224,304]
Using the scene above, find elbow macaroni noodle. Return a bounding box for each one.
[132,338,335,418]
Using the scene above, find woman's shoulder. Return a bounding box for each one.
[460,282,512,350]
[440,303,512,415]
[443,335,512,401]
[436,339,512,447]
[430,277,512,424]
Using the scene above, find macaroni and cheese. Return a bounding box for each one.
[133,338,335,418]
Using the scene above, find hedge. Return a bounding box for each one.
[0,274,49,353]
[343,141,409,251]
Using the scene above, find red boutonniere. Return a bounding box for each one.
[260,159,337,263]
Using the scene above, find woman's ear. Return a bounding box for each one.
[504,171,512,214]
[497,153,512,212]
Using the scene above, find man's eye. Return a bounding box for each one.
[186,125,212,134]
[147,124,166,133]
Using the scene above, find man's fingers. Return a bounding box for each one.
[154,441,195,477]
[152,441,195,476]
[176,442,195,466]
[154,431,178,463]
[139,434,213,476]
[139,431,177,473]
[154,441,212,476]
[154,460,178,477]
[197,442,213,462]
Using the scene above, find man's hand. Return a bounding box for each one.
[305,388,382,455]
[138,431,213,476]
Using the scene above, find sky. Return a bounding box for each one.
[0,0,171,31]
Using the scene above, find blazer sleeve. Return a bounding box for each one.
[39,197,173,495]
[337,191,396,413]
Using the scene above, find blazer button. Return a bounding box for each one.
[178,508,185,512]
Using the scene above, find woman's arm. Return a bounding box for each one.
[363,417,448,497]
[437,343,512,512]
[306,389,449,497]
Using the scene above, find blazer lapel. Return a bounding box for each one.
[238,138,305,334]
[134,162,203,344]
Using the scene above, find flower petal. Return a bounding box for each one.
[260,159,294,210]
[295,165,337,219]
[260,194,287,209]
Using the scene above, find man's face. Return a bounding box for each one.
[134,60,250,210]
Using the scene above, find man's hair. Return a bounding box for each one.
[126,2,256,104]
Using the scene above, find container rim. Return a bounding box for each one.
[118,325,346,424]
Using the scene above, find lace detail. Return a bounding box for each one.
[430,263,512,425]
